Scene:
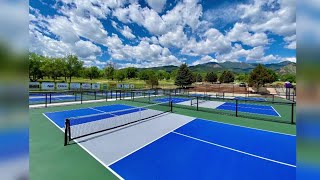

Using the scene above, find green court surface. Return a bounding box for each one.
[30,100,296,180]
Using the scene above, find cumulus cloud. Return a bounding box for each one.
[29,0,296,68]
[191,55,218,66]
[105,34,182,67]
[112,21,136,39]
[227,23,269,47]
[181,28,231,56]
[146,0,167,13]
[158,26,188,48]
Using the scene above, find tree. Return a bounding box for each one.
[248,64,277,90]
[236,73,249,83]
[114,69,126,82]
[205,72,217,83]
[156,70,167,80]
[84,66,101,80]
[195,73,203,82]
[65,55,83,82]
[138,69,154,81]
[219,70,235,83]
[104,64,115,80]
[29,53,43,81]
[146,74,159,88]
[165,72,171,80]
[281,74,296,83]
[266,69,278,83]
[50,58,64,82]
[174,64,194,88]
[125,67,138,79]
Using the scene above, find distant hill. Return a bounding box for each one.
[139,61,296,74]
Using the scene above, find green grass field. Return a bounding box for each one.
[30,98,295,180]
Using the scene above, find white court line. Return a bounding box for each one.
[172,131,296,168]
[271,106,282,117]
[88,107,107,113]
[107,117,193,167]
[216,103,282,118]
[42,113,124,180]
[193,118,295,136]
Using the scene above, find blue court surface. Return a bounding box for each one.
[153,97,190,104]
[235,96,267,101]
[44,104,137,128]
[216,102,280,117]
[110,118,296,179]
[43,104,295,179]
[29,95,77,103]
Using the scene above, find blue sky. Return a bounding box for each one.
[29,0,296,68]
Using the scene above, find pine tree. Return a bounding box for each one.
[174,64,194,87]
[205,72,218,83]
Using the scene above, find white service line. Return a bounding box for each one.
[172,131,296,168]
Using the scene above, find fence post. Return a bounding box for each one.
[45,93,47,108]
[106,90,108,102]
[81,91,83,104]
[236,99,238,117]
[197,96,199,111]
[272,94,274,103]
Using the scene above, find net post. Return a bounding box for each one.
[148,92,151,103]
[291,102,294,124]
[64,119,70,146]
[49,93,52,104]
[94,91,97,100]
[236,99,238,117]
[75,91,77,101]
[132,91,135,101]
[196,96,199,111]
[170,100,173,112]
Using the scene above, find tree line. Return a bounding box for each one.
[29,53,295,89]
[29,53,172,85]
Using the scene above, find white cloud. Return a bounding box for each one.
[73,40,102,58]
[113,0,203,35]
[181,28,231,56]
[284,35,296,49]
[239,0,296,37]
[146,0,167,13]
[105,34,182,67]
[227,23,269,47]
[191,55,218,66]
[158,26,188,48]
[112,21,136,39]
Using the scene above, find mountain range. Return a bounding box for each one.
[141,61,296,74]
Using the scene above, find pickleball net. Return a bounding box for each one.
[64,101,173,145]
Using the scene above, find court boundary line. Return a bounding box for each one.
[215,103,281,117]
[271,106,282,117]
[172,131,296,167]
[42,113,124,180]
[42,103,134,114]
[193,118,295,136]
[107,116,195,167]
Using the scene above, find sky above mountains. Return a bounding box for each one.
[29,0,296,68]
